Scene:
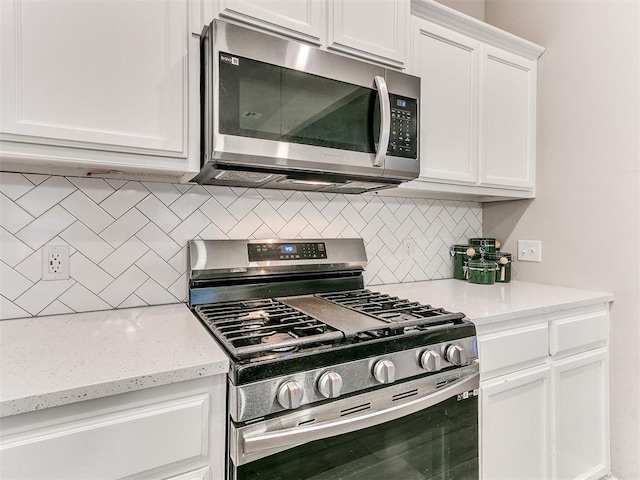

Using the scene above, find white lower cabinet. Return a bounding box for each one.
[481,364,551,479]
[0,376,226,480]
[166,466,212,480]
[552,348,609,480]
[478,304,610,480]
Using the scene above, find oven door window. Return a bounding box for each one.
[232,394,478,480]
[218,53,380,153]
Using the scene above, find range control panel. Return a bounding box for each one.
[388,94,418,159]
[248,242,327,261]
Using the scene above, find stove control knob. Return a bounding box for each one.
[318,371,343,398]
[277,380,304,410]
[445,344,467,366]
[420,350,443,372]
[373,359,396,384]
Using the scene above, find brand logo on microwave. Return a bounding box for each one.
[220,54,239,66]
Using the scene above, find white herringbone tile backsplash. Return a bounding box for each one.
[0,173,482,320]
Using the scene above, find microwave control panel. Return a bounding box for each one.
[388,94,418,159]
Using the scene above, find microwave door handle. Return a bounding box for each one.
[242,372,479,456]
[373,75,391,167]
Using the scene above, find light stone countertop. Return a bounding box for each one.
[0,303,228,418]
[1,281,613,418]
[375,279,613,328]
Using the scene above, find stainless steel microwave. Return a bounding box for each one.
[191,20,420,194]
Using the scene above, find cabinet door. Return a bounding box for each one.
[481,364,551,480]
[413,19,479,184]
[218,0,322,44]
[0,388,211,479]
[479,46,536,190]
[328,0,408,67]
[551,348,609,480]
[0,0,189,158]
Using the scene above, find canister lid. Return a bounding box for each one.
[485,251,512,260]
[469,237,496,245]
[468,258,492,267]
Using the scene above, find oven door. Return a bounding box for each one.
[229,364,479,480]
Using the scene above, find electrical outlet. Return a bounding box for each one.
[517,240,542,262]
[402,237,416,260]
[42,245,70,280]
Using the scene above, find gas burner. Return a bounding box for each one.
[263,333,299,352]
[317,290,465,328]
[194,299,343,360]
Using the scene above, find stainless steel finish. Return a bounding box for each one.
[227,337,476,422]
[373,75,390,168]
[445,344,467,366]
[279,295,387,337]
[194,19,420,192]
[230,364,479,465]
[420,350,443,372]
[277,381,305,409]
[373,359,396,384]
[188,238,367,282]
[317,371,343,399]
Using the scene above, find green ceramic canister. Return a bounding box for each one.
[469,238,500,254]
[450,245,477,280]
[467,258,496,285]
[485,251,512,283]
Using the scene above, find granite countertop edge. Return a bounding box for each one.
[0,303,229,418]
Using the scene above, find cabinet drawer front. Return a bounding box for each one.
[549,310,608,357]
[0,393,210,479]
[478,323,548,379]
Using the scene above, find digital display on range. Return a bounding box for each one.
[281,245,296,254]
[248,242,327,261]
[397,99,407,108]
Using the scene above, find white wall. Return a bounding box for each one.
[483,1,640,479]
[434,0,485,20]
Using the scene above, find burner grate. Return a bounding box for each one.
[317,290,465,328]
[195,299,344,359]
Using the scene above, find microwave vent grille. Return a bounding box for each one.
[214,171,274,184]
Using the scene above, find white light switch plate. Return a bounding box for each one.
[517,240,542,262]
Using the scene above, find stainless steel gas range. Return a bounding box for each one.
[188,238,479,480]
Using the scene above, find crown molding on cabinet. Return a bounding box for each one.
[411,0,545,60]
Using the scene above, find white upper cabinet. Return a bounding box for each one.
[479,46,536,190]
[394,0,544,202]
[217,0,323,44]
[213,0,409,68]
[0,0,200,179]
[414,21,478,184]
[327,0,408,67]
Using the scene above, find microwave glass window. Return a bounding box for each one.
[219,53,379,154]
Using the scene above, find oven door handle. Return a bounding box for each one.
[242,372,478,456]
